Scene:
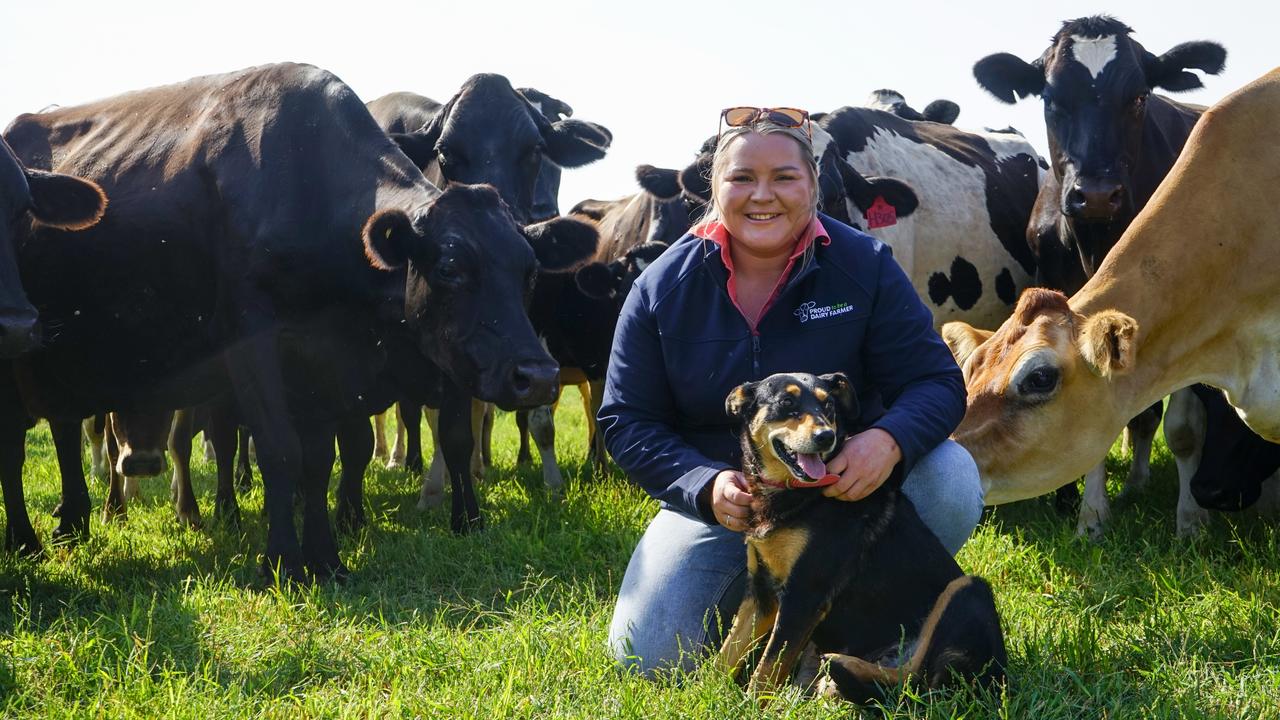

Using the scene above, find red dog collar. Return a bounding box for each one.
[753,473,843,490]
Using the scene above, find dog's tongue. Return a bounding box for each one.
[796,453,827,480]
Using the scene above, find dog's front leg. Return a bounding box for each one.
[748,594,830,696]
[716,547,778,681]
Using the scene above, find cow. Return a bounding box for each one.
[941,69,1280,523]
[973,15,1232,535]
[0,63,596,577]
[363,80,611,491]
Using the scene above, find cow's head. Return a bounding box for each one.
[864,89,961,125]
[0,137,107,357]
[634,165,692,244]
[974,16,1225,226]
[574,241,668,303]
[108,410,172,478]
[943,288,1140,504]
[388,75,610,224]
[363,184,598,409]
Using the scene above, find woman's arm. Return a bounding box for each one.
[597,282,733,523]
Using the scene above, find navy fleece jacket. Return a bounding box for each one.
[596,214,965,524]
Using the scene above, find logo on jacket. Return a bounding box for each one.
[794,300,855,323]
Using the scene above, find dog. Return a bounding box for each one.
[716,371,1007,703]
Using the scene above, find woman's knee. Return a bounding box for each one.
[904,440,985,554]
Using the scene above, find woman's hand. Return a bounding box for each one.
[822,428,902,502]
[711,469,753,531]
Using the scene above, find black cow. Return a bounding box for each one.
[364,78,610,499]
[0,64,595,576]
[0,137,106,358]
[973,16,1252,537]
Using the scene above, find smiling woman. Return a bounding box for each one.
[596,109,986,680]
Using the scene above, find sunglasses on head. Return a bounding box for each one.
[718,106,812,142]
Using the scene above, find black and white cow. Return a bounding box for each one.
[972,16,1268,537]
[0,64,596,573]
[863,89,961,125]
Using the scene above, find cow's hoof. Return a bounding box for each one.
[416,490,445,512]
[450,514,484,535]
[175,509,203,530]
[335,506,366,535]
[308,560,351,584]
[101,506,127,524]
[1075,520,1106,542]
[51,515,90,545]
[5,533,43,558]
[259,554,307,584]
[214,504,242,530]
[1176,508,1211,538]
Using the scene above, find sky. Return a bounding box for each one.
[3,0,1273,211]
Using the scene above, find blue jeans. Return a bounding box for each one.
[607,439,984,676]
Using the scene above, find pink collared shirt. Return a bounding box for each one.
[692,216,831,332]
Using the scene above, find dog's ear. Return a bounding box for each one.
[725,382,757,420]
[817,373,858,423]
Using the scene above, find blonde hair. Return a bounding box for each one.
[701,121,821,227]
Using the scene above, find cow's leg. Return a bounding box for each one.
[223,328,307,580]
[529,406,563,493]
[587,378,607,474]
[50,419,92,542]
[1121,401,1163,496]
[1075,461,1110,539]
[1053,483,1081,516]
[470,400,488,480]
[418,407,447,510]
[168,408,201,528]
[388,403,408,469]
[297,421,346,580]
[1165,387,1212,537]
[235,427,253,491]
[516,410,533,465]
[371,411,390,466]
[0,412,39,550]
[335,413,373,534]
[102,414,126,523]
[473,404,486,471]
[207,399,241,526]
[401,401,424,474]
[441,383,481,533]
[83,415,107,483]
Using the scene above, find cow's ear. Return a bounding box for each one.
[574,261,621,300]
[24,169,107,231]
[523,216,599,271]
[973,53,1045,103]
[678,157,712,203]
[923,99,960,125]
[941,322,994,368]
[568,198,610,222]
[517,87,573,120]
[817,373,858,424]
[390,132,439,171]
[839,161,919,219]
[544,119,611,168]
[1146,42,1227,92]
[1079,310,1139,378]
[725,382,757,420]
[363,209,429,271]
[635,165,682,200]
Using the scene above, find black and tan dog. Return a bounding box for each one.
[717,372,1007,703]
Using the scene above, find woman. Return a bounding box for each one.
[597,107,984,676]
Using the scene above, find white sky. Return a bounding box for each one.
[3,0,1273,210]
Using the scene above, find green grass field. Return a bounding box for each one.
[2,389,1279,718]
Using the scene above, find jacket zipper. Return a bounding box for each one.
[751,333,761,376]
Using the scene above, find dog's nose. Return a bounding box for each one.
[813,427,835,447]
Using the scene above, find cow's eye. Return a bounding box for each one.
[435,260,463,285]
[1018,366,1060,396]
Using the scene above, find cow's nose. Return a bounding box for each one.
[1065,180,1125,221]
[813,427,836,449]
[511,360,560,405]
[0,312,40,358]
[120,452,166,478]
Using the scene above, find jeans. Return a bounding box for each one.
[606,439,984,676]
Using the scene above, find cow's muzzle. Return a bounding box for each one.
[0,310,40,358]
[119,451,166,478]
[1065,178,1126,222]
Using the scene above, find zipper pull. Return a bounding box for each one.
[752,334,761,376]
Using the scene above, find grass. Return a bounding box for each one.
[2,388,1279,718]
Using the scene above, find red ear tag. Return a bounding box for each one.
[865,196,897,229]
